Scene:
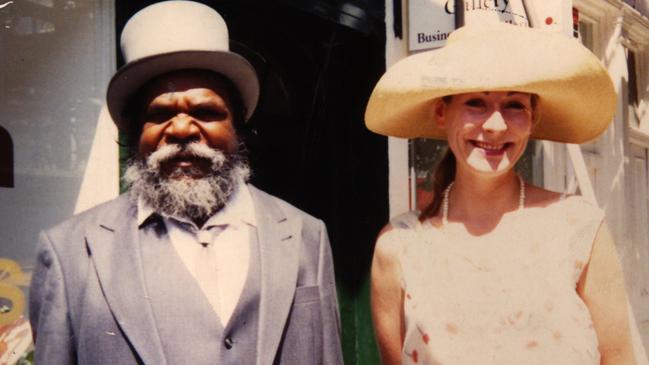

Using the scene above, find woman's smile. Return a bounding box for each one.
[469,140,513,156]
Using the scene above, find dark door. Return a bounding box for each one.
[116,1,389,363]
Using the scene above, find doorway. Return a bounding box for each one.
[116,1,388,362]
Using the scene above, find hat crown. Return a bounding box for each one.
[364,22,616,143]
[121,1,229,63]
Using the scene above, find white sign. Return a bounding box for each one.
[531,0,573,35]
[408,0,569,51]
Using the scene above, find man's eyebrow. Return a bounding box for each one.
[144,102,175,113]
[188,98,228,109]
[507,92,526,96]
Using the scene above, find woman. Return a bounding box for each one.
[366,22,636,364]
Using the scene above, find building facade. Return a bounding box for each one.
[387,0,649,361]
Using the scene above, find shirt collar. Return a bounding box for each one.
[137,198,156,227]
[136,180,257,228]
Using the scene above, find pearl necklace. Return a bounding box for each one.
[442,175,525,227]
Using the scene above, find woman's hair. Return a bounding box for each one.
[419,95,455,222]
[417,94,538,222]
[419,147,456,221]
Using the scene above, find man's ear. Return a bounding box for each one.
[433,99,446,129]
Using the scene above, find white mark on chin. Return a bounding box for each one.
[0,1,14,9]
[105,331,116,336]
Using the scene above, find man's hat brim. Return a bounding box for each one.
[107,50,259,131]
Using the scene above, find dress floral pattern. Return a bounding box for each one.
[383,196,604,365]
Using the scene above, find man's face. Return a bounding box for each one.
[137,69,239,179]
[124,69,249,224]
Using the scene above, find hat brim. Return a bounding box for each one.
[364,24,616,144]
[107,50,259,131]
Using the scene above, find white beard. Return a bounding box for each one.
[123,142,250,223]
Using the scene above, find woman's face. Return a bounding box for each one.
[435,91,534,175]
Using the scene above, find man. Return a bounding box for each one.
[28,2,343,364]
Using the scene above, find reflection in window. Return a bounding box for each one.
[577,18,594,51]
[1,0,96,176]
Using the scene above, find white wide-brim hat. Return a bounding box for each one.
[365,22,616,143]
[106,1,259,130]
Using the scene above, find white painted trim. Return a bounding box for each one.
[385,0,415,218]
[566,143,598,204]
[74,107,120,213]
[541,141,567,192]
[388,137,411,217]
[622,5,649,46]
[630,127,649,148]
[620,9,649,134]
[73,0,119,213]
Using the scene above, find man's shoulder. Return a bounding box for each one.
[44,194,134,238]
[248,185,322,227]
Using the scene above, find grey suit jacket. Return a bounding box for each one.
[29,185,343,364]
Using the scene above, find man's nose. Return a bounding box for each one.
[482,111,507,133]
[164,114,200,142]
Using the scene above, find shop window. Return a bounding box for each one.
[577,18,594,50]
[0,0,114,361]
[0,126,13,188]
[411,138,446,211]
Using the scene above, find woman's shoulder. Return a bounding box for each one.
[376,211,418,238]
[389,211,421,230]
[374,211,426,257]
[524,184,564,208]
[524,184,604,221]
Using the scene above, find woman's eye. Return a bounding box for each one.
[505,101,527,110]
[465,99,486,108]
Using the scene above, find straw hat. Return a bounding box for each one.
[365,22,616,143]
[106,1,259,130]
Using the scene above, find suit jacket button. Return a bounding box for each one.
[224,336,233,349]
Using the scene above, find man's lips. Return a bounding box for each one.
[166,151,211,165]
[169,157,199,168]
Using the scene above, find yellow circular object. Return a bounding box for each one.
[0,283,25,326]
[0,258,27,286]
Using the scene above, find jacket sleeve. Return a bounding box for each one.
[29,231,76,364]
[317,220,344,365]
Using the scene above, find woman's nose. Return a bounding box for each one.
[164,114,200,142]
[482,111,507,133]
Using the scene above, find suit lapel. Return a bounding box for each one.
[85,195,167,365]
[249,186,300,365]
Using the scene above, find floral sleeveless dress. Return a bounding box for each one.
[384,196,604,365]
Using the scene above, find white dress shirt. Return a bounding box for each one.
[137,182,257,326]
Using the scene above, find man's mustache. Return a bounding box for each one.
[146,143,225,171]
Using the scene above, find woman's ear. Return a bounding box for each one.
[434,99,447,129]
[530,94,541,133]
